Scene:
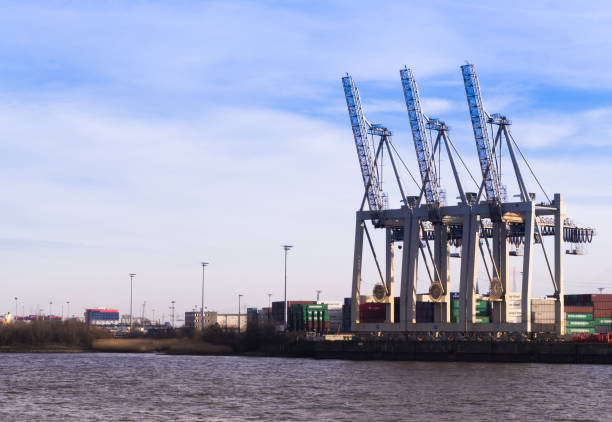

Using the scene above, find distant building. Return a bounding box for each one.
[184,311,247,331]
[216,314,247,332]
[84,308,119,326]
[184,311,217,329]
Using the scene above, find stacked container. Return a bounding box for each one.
[564,294,594,334]
[591,294,612,333]
[324,301,344,334]
[359,302,386,323]
[449,296,490,323]
[342,298,351,332]
[288,303,330,333]
[507,292,522,323]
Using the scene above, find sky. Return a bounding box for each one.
[1,0,611,320]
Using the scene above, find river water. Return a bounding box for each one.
[1,353,612,421]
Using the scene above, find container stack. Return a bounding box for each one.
[288,303,329,333]
[591,294,612,333]
[506,292,522,323]
[449,293,490,323]
[416,302,434,323]
[359,302,386,323]
[531,298,556,332]
[342,298,351,332]
[564,294,594,334]
[324,301,343,334]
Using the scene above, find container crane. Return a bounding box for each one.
[343,73,411,326]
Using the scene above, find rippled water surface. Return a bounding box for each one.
[1,353,612,421]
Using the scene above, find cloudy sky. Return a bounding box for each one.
[1,1,610,319]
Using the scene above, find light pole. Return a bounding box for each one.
[201,262,209,331]
[66,301,70,320]
[238,294,244,332]
[282,245,293,331]
[268,293,272,308]
[49,301,53,317]
[129,273,136,329]
[14,297,18,318]
[170,300,175,328]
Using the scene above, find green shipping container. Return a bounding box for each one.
[566,313,593,321]
[595,318,612,325]
[567,327,595,334]
[475,316,490,323]
[566,320,595,328]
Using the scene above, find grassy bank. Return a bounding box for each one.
[91,338,232,354]
[0,319,112,352]
[0,321,302,355]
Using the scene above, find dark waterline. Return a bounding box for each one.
[1,353,611,421]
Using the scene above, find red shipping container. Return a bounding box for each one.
[565,306,594,313]
[359,303,386,312]
[592,294,612,302]
[593,301,612,310]
[594,309,612,318]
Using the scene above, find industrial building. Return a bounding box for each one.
[342,63,595,334]
[184,311,247,332]
[184,311,218,329]
[84,308,119,326]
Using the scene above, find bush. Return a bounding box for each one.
[0,320,112,347]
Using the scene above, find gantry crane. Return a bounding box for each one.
[461,63,595,333]
[344,65,595,334]
[400,67,470,323]
[343,74,410,326]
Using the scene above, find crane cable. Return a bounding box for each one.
[386,138,422,191]
[445,135,480,189]
[508,131,552,204]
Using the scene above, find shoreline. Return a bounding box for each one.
[3,338,612,364]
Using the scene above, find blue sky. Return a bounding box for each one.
[1,1,611,319]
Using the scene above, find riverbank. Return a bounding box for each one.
[91,338,232,354]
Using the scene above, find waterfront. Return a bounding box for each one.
[1,354,612,421]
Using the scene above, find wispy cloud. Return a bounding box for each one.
[1,1,611,314]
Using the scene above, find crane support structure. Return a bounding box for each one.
[400,67,440,207]
[342,75,385,215]
[461,64,502,204]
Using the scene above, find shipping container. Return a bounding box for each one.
[593,301,612,310]
[591,294,612,303]
[594,318,612,325]
[594,309,612,318]
[566,327,595,334]
[566,313,593,320]
[564,294,592,305]
[566,320,595,328]
[595,325,612,333]
[564,306,594,313]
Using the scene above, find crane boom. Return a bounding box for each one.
[400,67,439,206]
[461,63,501,202]
[342,74,384,213]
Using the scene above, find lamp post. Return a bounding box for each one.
[268,293,272,308]
[49,301,53,317]
[14,297,18,318]
[238,294,244,332]
[66,301,70,320]
[282,245,293,331]
[201,262,209,331]
[129,273,136,329]
[170,300,175,328]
